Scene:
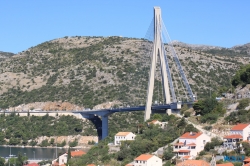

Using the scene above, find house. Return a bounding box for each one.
[52,150,86,166]
[148,120,167,128]
[114,132,136,145]
[126,154,162,166]
[173,132,211,158]
[177,160,210,166]
[244,158,250,166]
[223,123,250,148]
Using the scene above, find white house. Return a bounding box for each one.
[52,150,86,166]
[148,120,167,129]
[223,123,250,148]
[173,132,211,158]
[126,154,162,166]
[114,132,136,145]
[51,153,67,166]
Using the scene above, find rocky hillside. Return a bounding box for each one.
[0,51,14,60]
[0,36,249,109]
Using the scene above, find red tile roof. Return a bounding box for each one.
[150,120,158,123]
[224,134,243,139]
[87,164,95,166]
[135,154,153,161]
[186,143,196,146]
[177,160,210,166]
[24,163,39,166]
[115,132,131,136]
[217,163,234,166]
[231,124,249,130]
[71,150,86,157]
[180,132,202,139]
[244,158,250,162]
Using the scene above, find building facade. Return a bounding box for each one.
[114,132,136,145]
[173,132,211,158]
[224,124,250,149]
[52,150,86,166]
[128,154,162,166]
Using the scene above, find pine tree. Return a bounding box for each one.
[66,147,71,166]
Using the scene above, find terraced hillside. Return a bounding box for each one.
[0,36,249,109]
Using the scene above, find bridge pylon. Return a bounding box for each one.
[145,7,172,121]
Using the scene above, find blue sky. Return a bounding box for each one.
[1,1,250,53]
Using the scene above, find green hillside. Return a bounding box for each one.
[0,36,249,109]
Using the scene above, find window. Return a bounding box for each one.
[203,140,206,144]
[191,146,196,149]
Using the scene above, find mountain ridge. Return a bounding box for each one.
[0,36,249,109]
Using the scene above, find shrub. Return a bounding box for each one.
[237,98,250,109]
[203,126,212,131]
[40,139,50,147]
[200,113,218,124]
[184,111,191,117]
[69,139,78,147]
[58,140,66,147]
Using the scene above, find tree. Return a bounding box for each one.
[240,67,250,84]
[16,152,27,166]
[152,114,162,121]
[50,138,55,146]
[69,139,78,147]
[193,100,204,114]
[0,157,5,166]
[201,98,217,115]
[184,124,198,133]
[193,97,223,118]
[177,117,186,128]
[163,146,174,160]
[66,147,71,166]
[237,98,250,109]
[8,153,27,166]
[180,104,189,115]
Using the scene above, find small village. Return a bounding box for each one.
[11,117,247,166]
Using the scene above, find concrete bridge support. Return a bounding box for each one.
[101,115,109,140]
[145,7,171,121]
[80,112,112,140]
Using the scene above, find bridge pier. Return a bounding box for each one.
[79,111,112,140]
[101,115,109,140]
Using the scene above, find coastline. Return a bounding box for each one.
[0,145,89,149]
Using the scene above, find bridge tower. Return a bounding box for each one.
[145,7,172,121]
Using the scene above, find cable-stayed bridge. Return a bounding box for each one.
[2,7,195,140]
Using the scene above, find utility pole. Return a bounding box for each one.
[56,136,58,159]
